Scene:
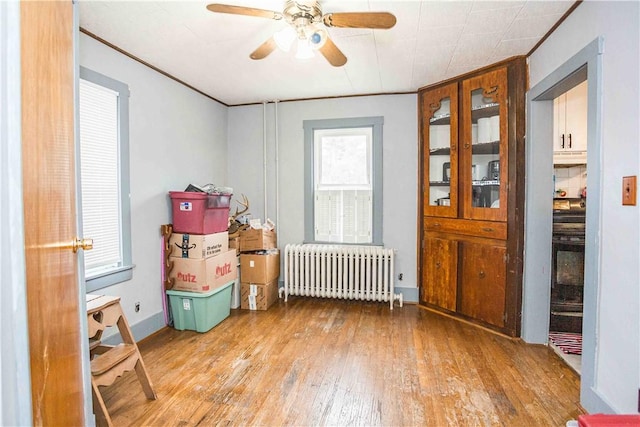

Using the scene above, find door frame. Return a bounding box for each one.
[522,37,610,412]
[0,2,32,425]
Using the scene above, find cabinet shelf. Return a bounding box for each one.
[472,180,500,186]
[430,180,499,187]
[429,103,499,125]
[429,140,500,156]
[471,103,499,121]
[429,114,451,125]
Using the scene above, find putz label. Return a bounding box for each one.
[215,263,232,278]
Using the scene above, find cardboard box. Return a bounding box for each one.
[166,281,233,332]
[240,251,279,284]
[241,280,279,310]
[170,249,237,293]
[169,231,228,259]
[239,228,277,252]
[228,236,240,255]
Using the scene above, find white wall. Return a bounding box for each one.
[529,1,639,414]
[227,95,419,300]
[79,34,229,337]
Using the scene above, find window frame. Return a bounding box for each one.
[78,66,132,292]
[303,116,383,245]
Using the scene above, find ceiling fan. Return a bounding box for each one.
[206,1,396,67]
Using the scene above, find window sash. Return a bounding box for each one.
[79,79,123,278]
[312,127,373,244]
[78,67,132,291]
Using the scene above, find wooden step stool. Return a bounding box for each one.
[87,295,157,426]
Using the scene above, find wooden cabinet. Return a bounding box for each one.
[553,80,587,164]
[418,58,526,336]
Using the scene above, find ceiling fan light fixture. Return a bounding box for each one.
[295,38,315,59]
[308,26,328,50]
[273,26,296,52]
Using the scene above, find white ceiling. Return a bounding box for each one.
[79,0,576,106]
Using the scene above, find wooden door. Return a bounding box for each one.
[458,240,506,328]
[21,2,85,425]
[420,82,459,218]
[421,235,458,311]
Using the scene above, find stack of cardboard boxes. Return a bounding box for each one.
[166,191,238,332]
[239,228,279,310]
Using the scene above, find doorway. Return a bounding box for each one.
[522,37,603,407]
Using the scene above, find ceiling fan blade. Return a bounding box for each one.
[206,3,283,20]
[250,36,277,60]
[319,37,347,67]
[322,12,396,29]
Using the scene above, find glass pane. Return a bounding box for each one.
[556,249,585,286]
[319,134,370,186]
[428,96,452,207]
[470,87,500,208]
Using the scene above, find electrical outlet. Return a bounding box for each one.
[622,176,637,206]
[134,302,140,313]
[398,273,403,281]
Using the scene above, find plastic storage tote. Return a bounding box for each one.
[169,191,231,234]
[166,281,233,333]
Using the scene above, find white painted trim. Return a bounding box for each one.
[0,2,33,425]
[524,37,610,413]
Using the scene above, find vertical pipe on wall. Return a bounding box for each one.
[274,100,279,232]
[262,101,267,221]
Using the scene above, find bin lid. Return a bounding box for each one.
[166,280,234,297]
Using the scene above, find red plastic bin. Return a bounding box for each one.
[169,191,231,234]
[578,414,640,426]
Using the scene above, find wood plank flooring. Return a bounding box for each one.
[101,297,583,426]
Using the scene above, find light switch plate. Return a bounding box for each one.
[622,176,637,206]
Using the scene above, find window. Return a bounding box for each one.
[78,67,132,292]
[304,117,383,245]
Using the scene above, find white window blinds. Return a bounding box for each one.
[79,79,123,277]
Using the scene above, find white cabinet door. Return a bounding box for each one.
[553,81,587,164]
[564,81,587,152]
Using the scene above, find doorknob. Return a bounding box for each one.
[30,237,94,252]
[72,237,93,253]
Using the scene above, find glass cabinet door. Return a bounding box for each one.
[421,82,458,218]
[461,67,508,221]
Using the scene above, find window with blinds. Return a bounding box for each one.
[79,67,132,291]
[304,116,383,245]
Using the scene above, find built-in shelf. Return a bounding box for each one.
[429,140,500,155]
[429,103,500,125]
[430,180,500,187]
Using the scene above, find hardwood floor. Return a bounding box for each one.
[101,297,583,426]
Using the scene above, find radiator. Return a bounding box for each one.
[283,244,403,309]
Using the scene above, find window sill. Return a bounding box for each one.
[85,264,134,293]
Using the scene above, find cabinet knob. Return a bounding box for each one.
[464,142,470,149]
[435,261,441,268]
[479,270,486,279]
